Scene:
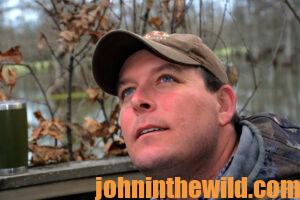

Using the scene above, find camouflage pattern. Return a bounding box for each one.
[242,113,300,199]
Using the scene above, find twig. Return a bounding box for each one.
[284,0,300,24]
[6,63,54,119]
[116,0,124,29]
[203,29,230,64]
[228,11,261,113]
[228,11,258,87]
[142,3,151,35]
[239,82,261,113]
[66,55,75,161]
[74,58,89,87]
[97,97,108,122]
[122,1,129,30]
[211,1,214,35]
[212,0,228,50]
[137,0,145,33]
[77,46,92,63]
[170,0,177,33]
[199,0,203,37]
[133,0,137,33]
[35,0,61,31]
[74,5,108,58]
[271,11,287,67]
[40,33,65,69]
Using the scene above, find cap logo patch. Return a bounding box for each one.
[144,31,169,41]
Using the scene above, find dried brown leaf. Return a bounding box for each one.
[148,17,162,29]
[37,33,46,51]
[174,0,185,23]
[146,0,154,10]
[227,64,239,86]
[84,117,102,134]
[59,12,73,25]
[31,114,66,141]
[101,0,110,8]
[41,127,63,141]
[53,119,66,132]
[33,110,45,123]
[0,65,3,82]
[0,90,7,101]
[0,46,22,64]
[105,138,127,156]
[1,67,17,90]
[109,104,120,124]
[29,143,69,165]
[59,30,77,42]
[108,125,117,134]
[31,127,43,140]
[87,6,101,24]
[89,31,105,44]
[100,16,109,31]
[162,0,170,11]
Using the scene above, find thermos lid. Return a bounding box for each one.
[0,100,26,110]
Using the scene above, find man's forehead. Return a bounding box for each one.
[118,63,185,86]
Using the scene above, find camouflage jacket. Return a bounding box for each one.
[221,113,300,199]
[153,113,300,200]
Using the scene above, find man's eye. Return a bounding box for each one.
[159,75,175,83]
[121,87,135,99]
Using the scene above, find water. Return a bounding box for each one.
[236,59,299,124]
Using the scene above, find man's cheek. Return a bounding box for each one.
[119,109,133,134]
[159,93,184,112]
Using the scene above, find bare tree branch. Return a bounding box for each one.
[284,0,300,24]
[116,0,124,29]
[170,0,177,33]
[239,82,262,113]
[271,10,287,66]
[97,96,108,122]
[203,29,230,64]
[212,0,228,50]
[35,0,62,31]
[142,2,151,35]
[199,0,203,37]
[174,0,194,31]
[5,63,54,119]
[133,0,137,33]
[228,11,260,113]
[74,5,108,58]
[228,11,258,87]
[40,33,65,69]
[66,55,75,161]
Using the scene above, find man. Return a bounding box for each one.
[92,30,300,198]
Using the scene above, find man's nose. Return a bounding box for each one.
[130,88,155,114]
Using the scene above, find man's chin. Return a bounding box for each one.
[132,156,175,178]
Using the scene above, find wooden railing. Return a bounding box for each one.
[0,156,143,199]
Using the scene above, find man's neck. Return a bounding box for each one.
[193,124,238,180]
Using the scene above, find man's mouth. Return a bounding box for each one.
[137,126,168,136]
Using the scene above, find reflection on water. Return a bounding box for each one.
[14,59,299,133]
[236,59,299,124]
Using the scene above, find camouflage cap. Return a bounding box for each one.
[92,29,228,95]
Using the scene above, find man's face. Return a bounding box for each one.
[118,50,222,177]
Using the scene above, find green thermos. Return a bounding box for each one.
[0,100,28,176]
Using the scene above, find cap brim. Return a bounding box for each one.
[92,30,200,95]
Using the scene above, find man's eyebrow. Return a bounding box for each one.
[151,63,184,74]
[118,63,183,89]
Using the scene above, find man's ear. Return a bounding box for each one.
[216,85,237,126]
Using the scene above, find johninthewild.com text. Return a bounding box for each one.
[95,176,299,199]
